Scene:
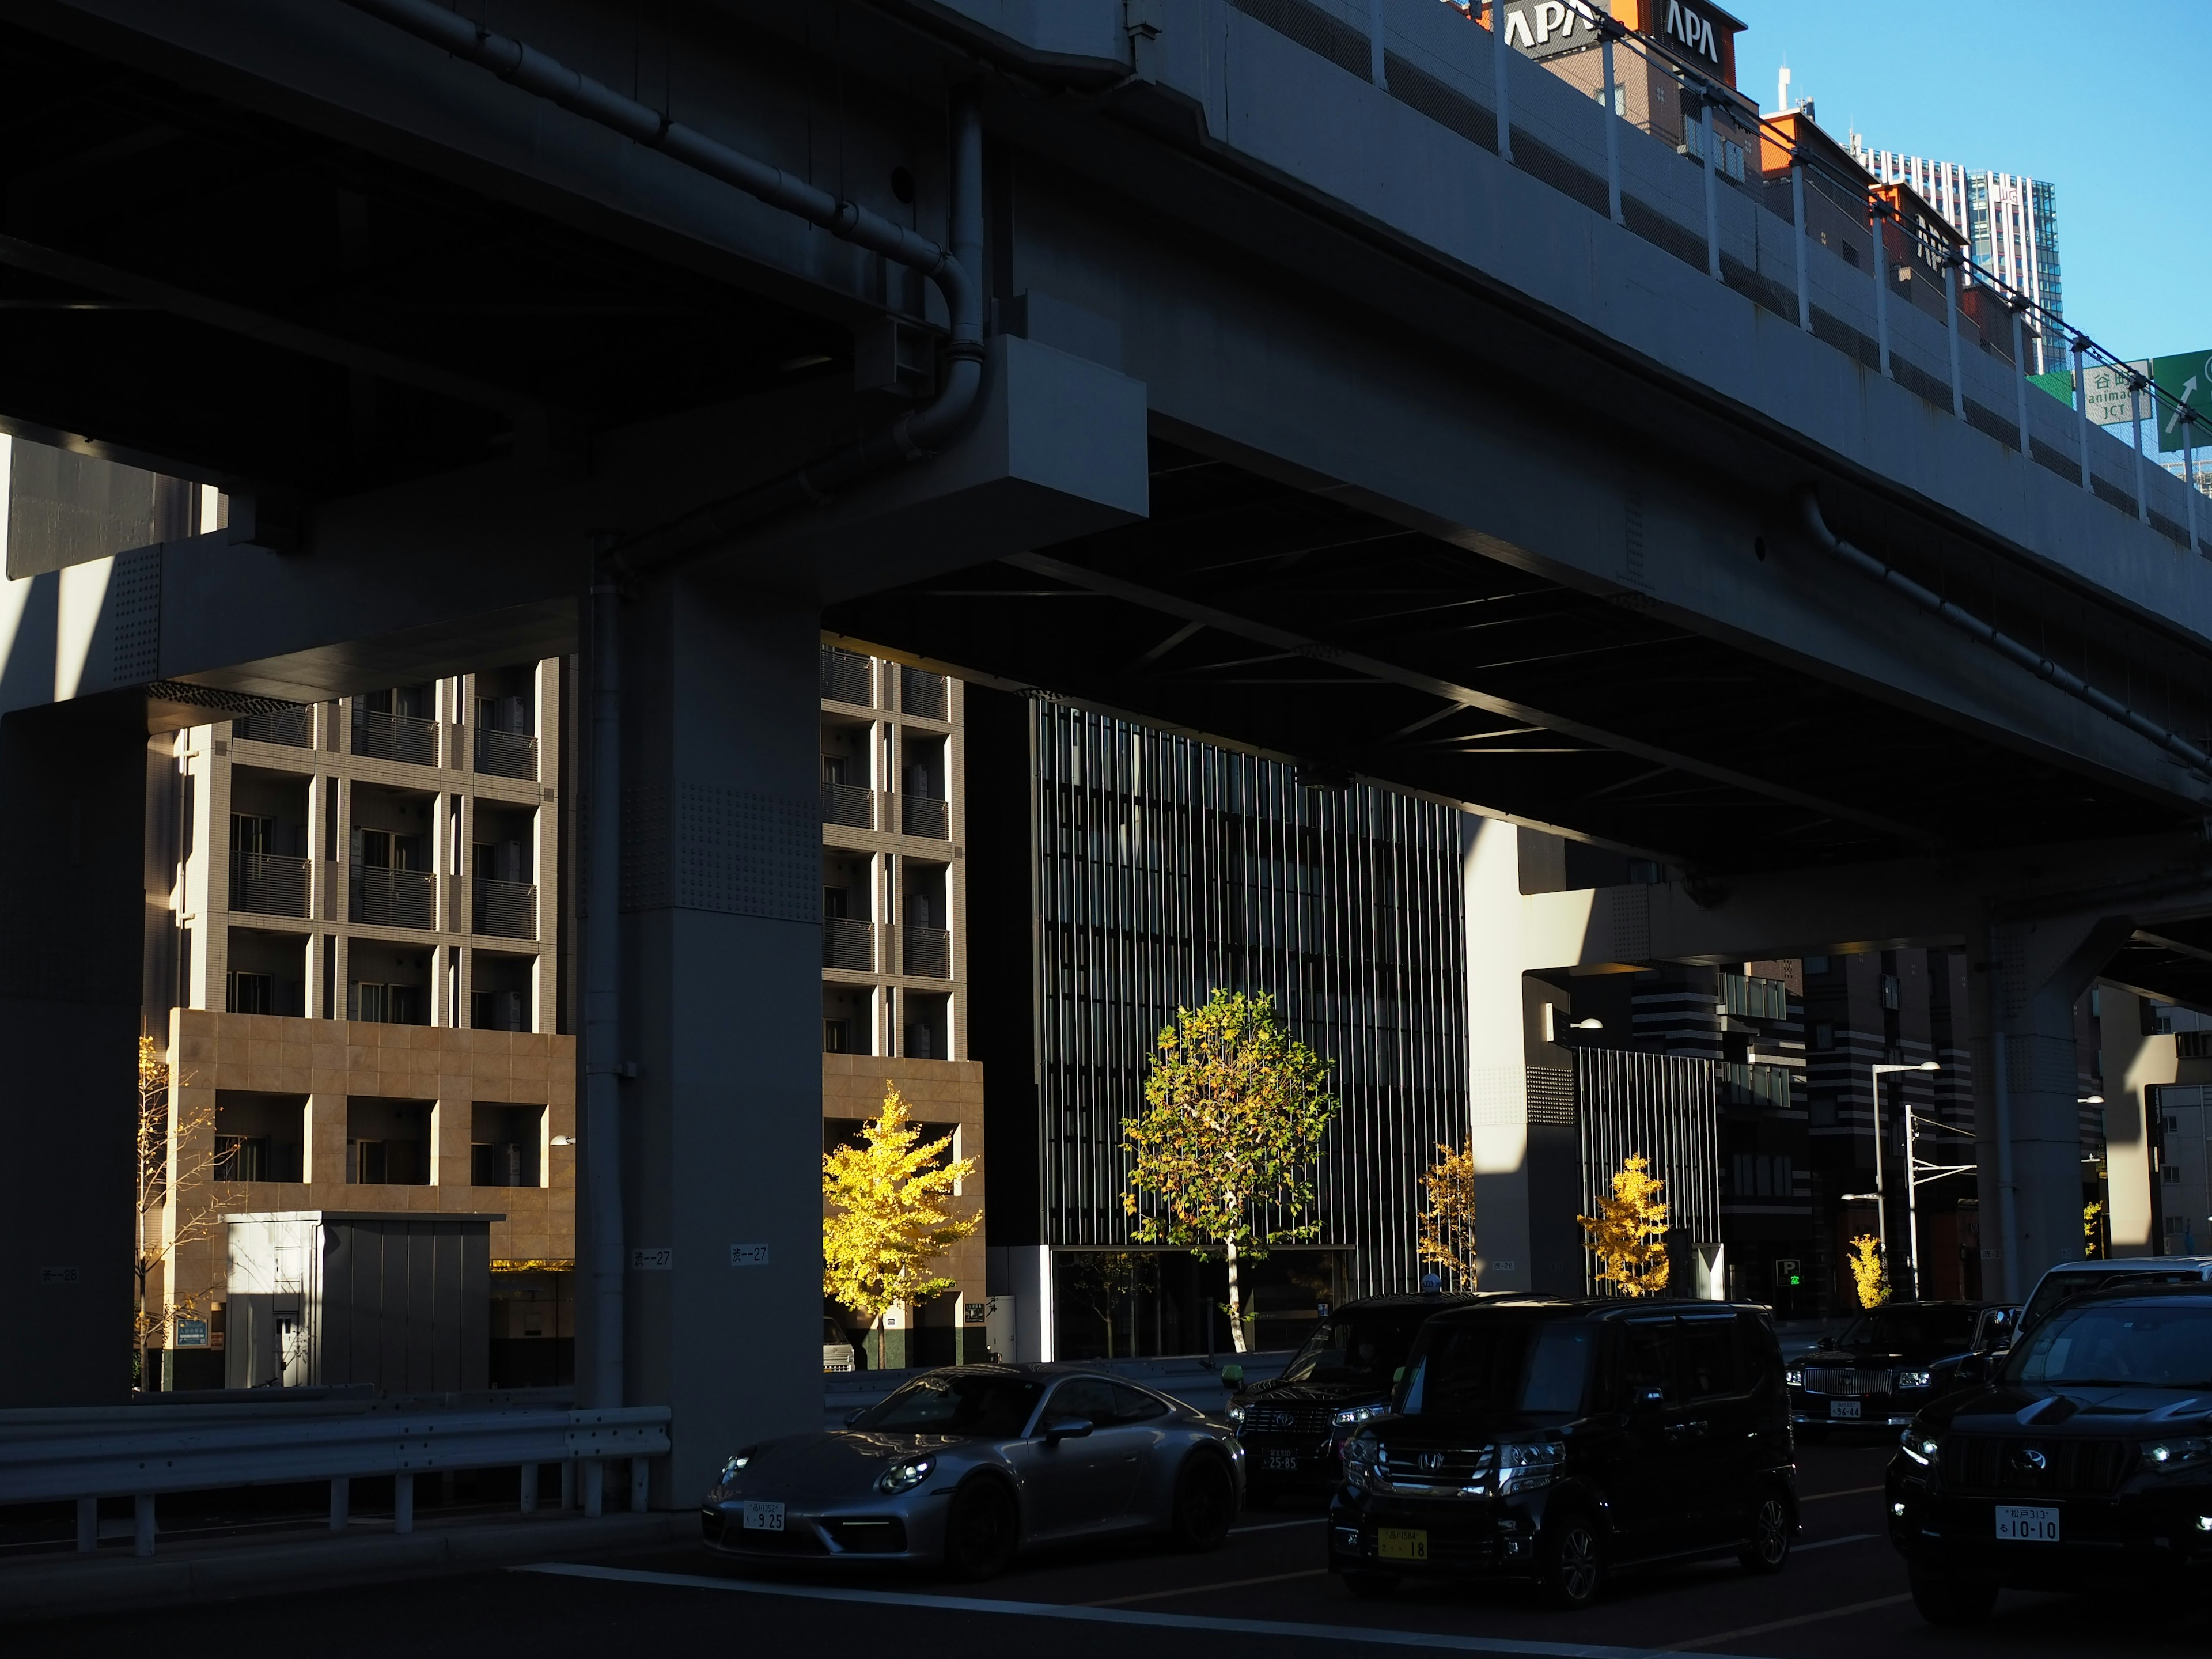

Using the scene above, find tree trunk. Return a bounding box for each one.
[1225,1239,1248,1354]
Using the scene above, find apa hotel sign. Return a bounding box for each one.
[1497,1,1743,86]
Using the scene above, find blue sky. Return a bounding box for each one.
[1724,0,2210,380]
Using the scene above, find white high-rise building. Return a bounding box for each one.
[1849,137,2066,375]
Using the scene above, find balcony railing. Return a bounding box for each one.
[473,876,537,940]
[351,863,437,930]
[229,850,310,918]
[823,917,877,972]
[352,705,440,766]
[232,705,313,748]
[900,665,946,719]
[902,925,950,979]
[474,726,539,781]
[821,781,875,830]
[902,794,948,839]
[820,648,873,707]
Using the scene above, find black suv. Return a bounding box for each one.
[1327,1297,1796,1608]
[1790,1300,2012,1434]
[1231,1293,1487,1503]
[1888,1284,2212,1624]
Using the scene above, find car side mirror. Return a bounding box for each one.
[1041,1416,1093,1445]
[1392,1366,1405,1385]
[1634,1387,1665,1411]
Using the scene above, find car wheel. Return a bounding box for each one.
[1171,1454,1237,1551]
[1340,1571,1399,1599]
[943,1478,1020,1581]
[1537,1513,1606,1611]
[1738,1493,1791,1574]
[1908,1567,1997,1627]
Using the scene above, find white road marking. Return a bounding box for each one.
[1797,1484,1885,1502]
[518,1560,1771,1659]
[1085,1568,1325,1606]
[1230,1517,1327,1534]
[1792,1532,1876,1552]
[1662,1593,1914,1651]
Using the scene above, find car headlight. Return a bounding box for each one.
[1899,1429,1940,1467]
[1332,1403,1389,1431]
[876,1455,936,1495]
[1785,1367,1804,1389]
[719,1448,756,1486]
[2143,1437,2212,1475]
[1894,1370,1933,1391]
[1227,1404,1245,1426]
[1498,1440,1565,1494]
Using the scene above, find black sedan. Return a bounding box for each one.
[1789,1301,2009,1433]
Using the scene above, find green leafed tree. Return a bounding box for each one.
[1121,989,1338,1353]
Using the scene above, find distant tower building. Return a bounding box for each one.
[1848,137,2065,374]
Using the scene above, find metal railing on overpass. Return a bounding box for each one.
[0,1400,669,1556]
[1382,4,2211,550]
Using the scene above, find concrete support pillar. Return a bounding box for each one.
[579,571,820,1503]
[1462,815,1532,1293]
[1982,915,2133,1298]
[2095,984,2169,1256]
[0,705,147,1405]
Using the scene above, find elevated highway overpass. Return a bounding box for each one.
[3,0,2208,1488]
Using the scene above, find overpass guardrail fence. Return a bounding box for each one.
[0,1399,669,1558]
[1385,2,2209,551]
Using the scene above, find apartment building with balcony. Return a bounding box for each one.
[146,661,575,1389]
[819,643,984,1369]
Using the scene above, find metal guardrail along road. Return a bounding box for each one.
[0,1404,670,1557]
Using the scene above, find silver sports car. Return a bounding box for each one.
[701,1363,1245,1578]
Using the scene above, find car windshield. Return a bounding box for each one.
[2022,1269,2202,1332]
[1281,1315,1431,1384]
[1397,1319,1595,1418]
[2005,1300,2212,1389]
[851,1373,1043,1437]
[1834,1308,1980,1354]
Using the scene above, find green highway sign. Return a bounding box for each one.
[2027,361,2151,428]
[2153,349,2212,450]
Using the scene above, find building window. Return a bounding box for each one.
[824,1018,851,1054]
[2168,1164,2184,1185]
[1813,1022,1834,1051]
[1881,974,1901,1011]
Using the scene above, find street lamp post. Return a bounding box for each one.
[1870,1061,1941,1294]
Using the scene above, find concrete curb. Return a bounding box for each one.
[0,1510,692,1623]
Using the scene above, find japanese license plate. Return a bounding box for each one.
[1828,1399,1862,1419]
[1995,1505,2059,1542]
[1265,1450,1300,1472]
[743,1501,786,1532]
[1378,1528,1429,1562]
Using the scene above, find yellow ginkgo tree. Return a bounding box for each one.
[1847,1234,1891,1308]
[822,1084,980,1369]
[1122,989,1338,1353]
[1417,1140,1481,1290]
[1578,1154,1671,1298]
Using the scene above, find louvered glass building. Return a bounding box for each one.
[968,689,1470,1361]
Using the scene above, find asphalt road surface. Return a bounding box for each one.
[13,1443,2196,1659]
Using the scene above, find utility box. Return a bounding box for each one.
[224,1211,503,1393]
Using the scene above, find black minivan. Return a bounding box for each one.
[1328,1297,1797,1608]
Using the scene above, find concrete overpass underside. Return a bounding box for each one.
[6,0,2212,1488]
